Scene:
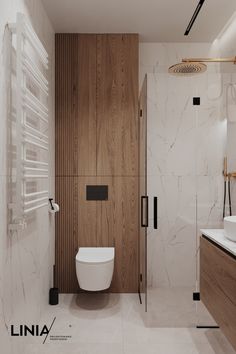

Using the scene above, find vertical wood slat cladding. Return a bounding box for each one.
[96,34,139,176]
[55,177,79,293]
[55,35,79,176]
[55,34,139,293]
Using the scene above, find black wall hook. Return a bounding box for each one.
[49,198,54,210]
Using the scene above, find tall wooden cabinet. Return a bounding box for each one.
[55,34,139,293]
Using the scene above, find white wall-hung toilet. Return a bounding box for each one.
[76,247,115,291]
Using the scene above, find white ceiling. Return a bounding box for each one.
[42,0,236,42]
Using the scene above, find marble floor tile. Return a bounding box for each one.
[146,287,196,327]
[42,293,123,345]
[27,293,235,354]
[25,342,124,354]
[124,341,199,354]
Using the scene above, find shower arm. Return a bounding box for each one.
[182,57,236,64]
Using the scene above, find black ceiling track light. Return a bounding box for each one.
[184,0,206,36]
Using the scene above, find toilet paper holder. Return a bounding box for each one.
[49,198,59,213]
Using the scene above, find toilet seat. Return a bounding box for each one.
[76,247,114,264]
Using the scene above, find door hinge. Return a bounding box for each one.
[140,109,143,117]
[140,273,143,282]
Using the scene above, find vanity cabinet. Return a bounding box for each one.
[200,236,236,350]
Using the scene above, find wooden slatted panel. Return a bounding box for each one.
[96,34,139,176]
[55,34,79,176]
[55,177,79,293]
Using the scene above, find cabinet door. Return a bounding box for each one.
[201,236,236,350]
[96,34,139,176]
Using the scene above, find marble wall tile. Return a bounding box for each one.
[143,65,226,292]
[139,43,220,88]
[0,2,55,354]
[197,176,224,229]
[147,175,196,288]
[147,75,197,176]
[224,73,236,214]
[141,43,227,326]
[227,120,236,213]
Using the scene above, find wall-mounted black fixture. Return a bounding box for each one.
[86,185,108,201]
[49,198,54,210]
[49,287,59,305]
[193,292,200,301]
[184,0,205,36]
[193,97,200,105]
[153,197,158,229]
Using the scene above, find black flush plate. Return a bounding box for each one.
[193,97,200,105]
[86,185,108,201]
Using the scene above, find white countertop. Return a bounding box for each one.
[200,229,236,257]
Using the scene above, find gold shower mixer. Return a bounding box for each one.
[223,157,236,218]
[223,157,236,179]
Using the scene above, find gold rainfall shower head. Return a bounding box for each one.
[168,56,236,76]
[168,62,207,76]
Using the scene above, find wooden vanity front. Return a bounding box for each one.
[200,235,236,350]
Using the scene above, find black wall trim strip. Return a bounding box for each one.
[196,326,219,329]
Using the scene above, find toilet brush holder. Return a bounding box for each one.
[49,287,59,305]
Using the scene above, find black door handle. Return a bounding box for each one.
[141,196,148,227]
[153,197,158,229]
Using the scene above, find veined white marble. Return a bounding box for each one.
[201,229,236,256]
[145,71,226,289]
[141,43,227,327]
[226,73,236,215]
[23,294,235,354]
[0,2,55,354]
[139,42,221,88]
